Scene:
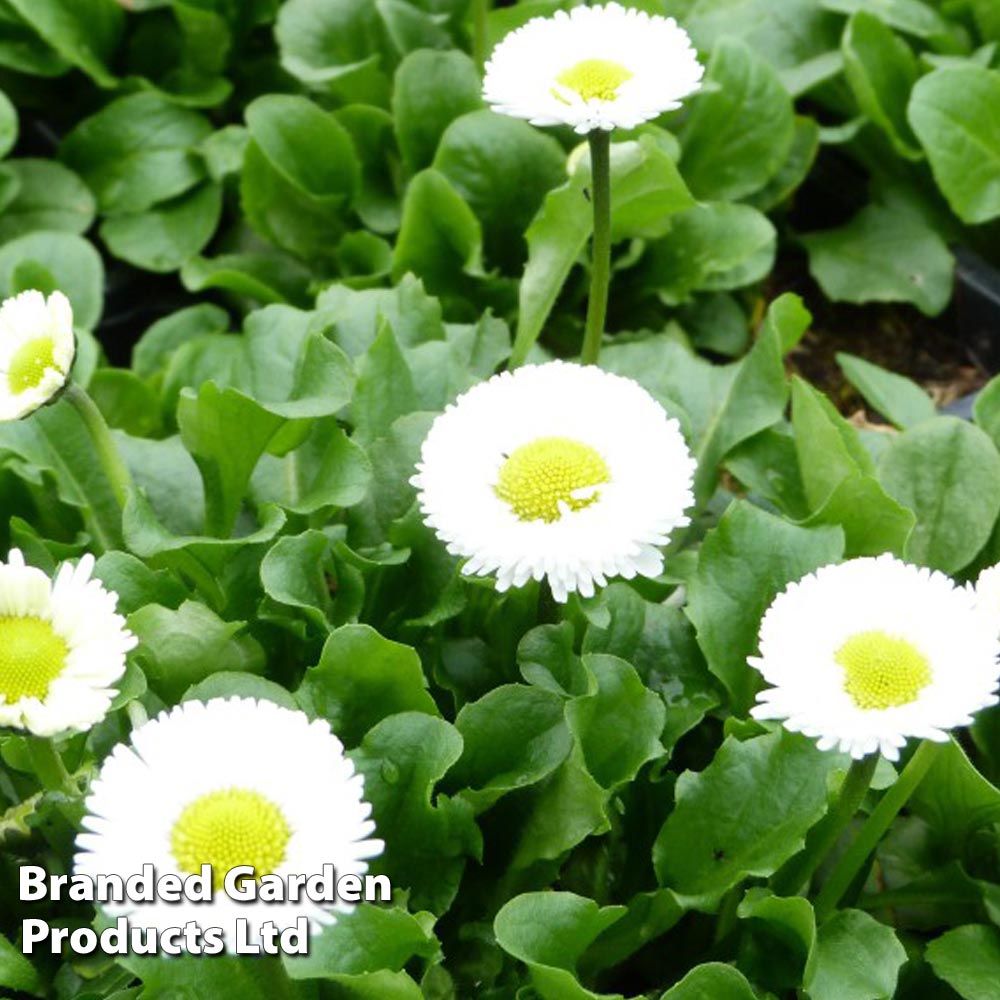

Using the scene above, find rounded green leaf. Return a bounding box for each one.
[909,66,1000,224]
[0,230,103,328]
[393,49,482,173]
[880,417,1000,573]
[0,159,96,243]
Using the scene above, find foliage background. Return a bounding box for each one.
[2,0,1000,998]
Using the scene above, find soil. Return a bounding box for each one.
[769,252,989,421]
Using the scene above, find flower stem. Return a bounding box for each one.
[814,740,943,921]
[63,382,133,514]
[581,129,612,366]
[27,738,78,797]
[771,754,878,897]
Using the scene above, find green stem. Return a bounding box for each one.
[580,129,612,366]
[63,382,133,513]
[27,739,78,797]
[814,740,943,921]
[473,0,491,70]
[771,754,878,897]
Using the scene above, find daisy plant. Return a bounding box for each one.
[413,361,695,602]
[483,3,703,363]
[75,697,383,951]
[0,289,132,548]
[757,556,1000,915]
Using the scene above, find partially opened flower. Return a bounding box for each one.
[75,697,384,951]
[483,2,703,133]
[0,290,75,421]
[412,361,696,602]
[0,549,135,736]
[751,555,1000,760]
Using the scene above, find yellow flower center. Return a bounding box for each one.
[0,616,67,702]
[495,436,610,523]
[556,58,633,102]
[836,630,932,710]
[170,787,291,890]
[8,337,58,395]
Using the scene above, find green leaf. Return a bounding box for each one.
[514,136,693,365]
[659,964,757,1000]
[880,417,1000,572]
[297,625,439,747]
[909,738,1000,854]
[821,0,952,40]
[791,377,914,557]
[276,0,386,88]
[0,231,103,329]
[745,115,821,212]
[177,382,285,537]
[183,672,299,711]
[678,0,840,98]
[336,104,401,235]
[259,530,335,632]
[0,933,44,997]
[494,892,626,1000]
[351,319,419,443]
[133,304,230,380]
[641,202,777,305]
[252,419,372,515]
[0,159,96,243]
[836,352,936,429]
[6,0,123,86]
[350,712,480,914]
[61,94,211,214]
[0,395,124,550]
[121,956,302,1000]
[908,66,1000,224]
[128,600,264,702]
[804,909,907,1000]
[242,94,360,259]
[567,655,666,789]
[802,197,954,316]
[393,49,482,173]
[100,182,222,272]
[843,11,921,158]
[654,731,842,899]
[0,88,16,159]
[926,924,1000,1000]
[685,501,844,712]
[690,296,789,503]
[510,745,611,870]
[180,251,312,307]
[452,684,572,812]
[392,168,483,295]
[434,110,565,273]
[679,38,795,200]
[284,905,438,981]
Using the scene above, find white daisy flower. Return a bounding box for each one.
[75,697,384,951]
[750,554,1000,761]
[411,361,696,602]
[0,549,135,737]
[483,2,704,134]
[0,290,75,421]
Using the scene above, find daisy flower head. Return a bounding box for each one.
[0,549,135,737]
[750,554,1000,761]
[411,361,696,602]
[0,290,75,421]
[75,697,384,951]
[483,2,704,134]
